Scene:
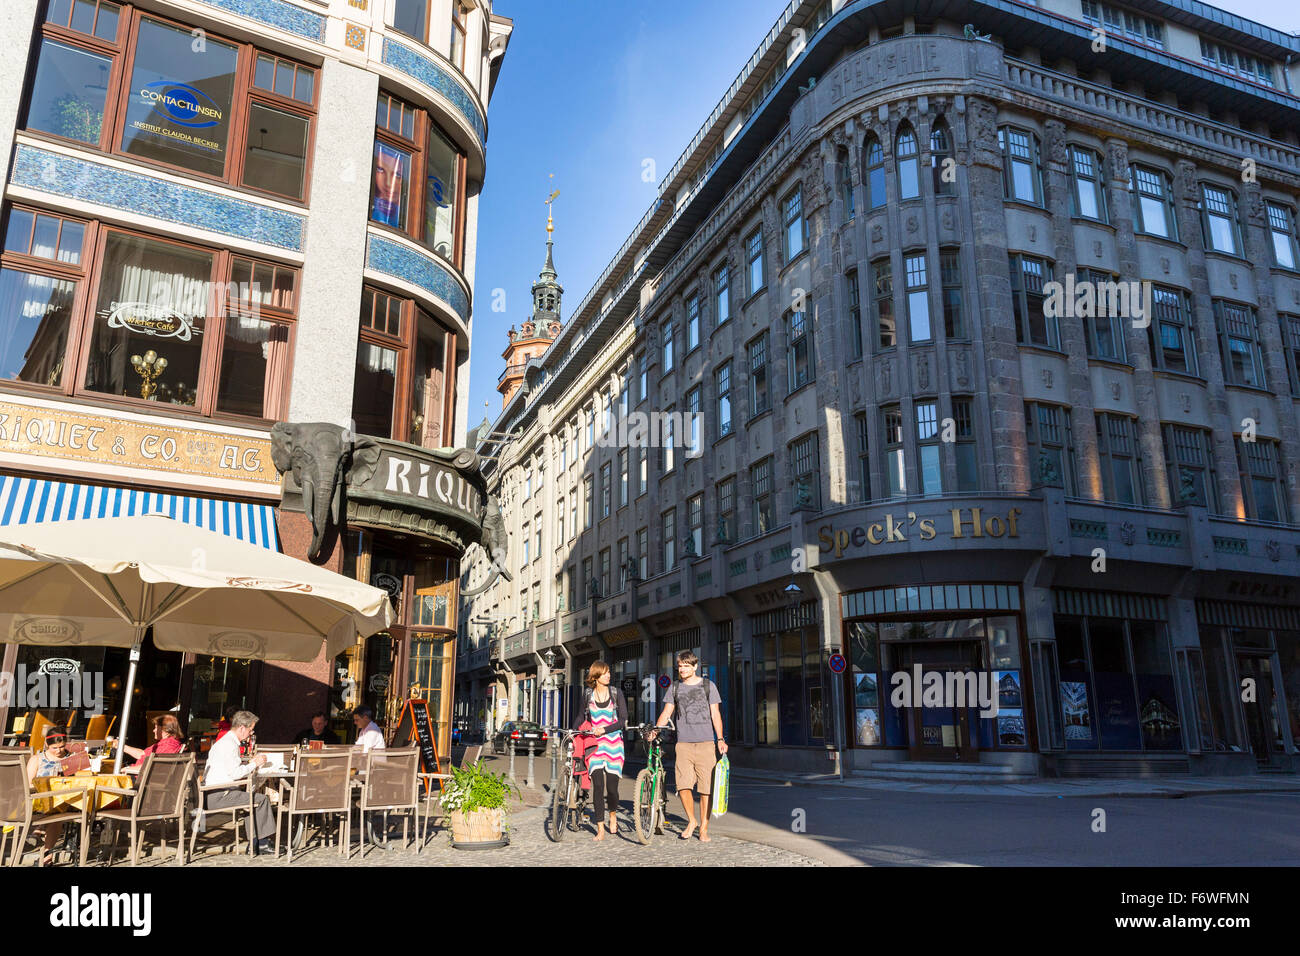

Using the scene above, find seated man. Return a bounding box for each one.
[291,711,340,746]
[352,706,386,753]
[203,710,274,855]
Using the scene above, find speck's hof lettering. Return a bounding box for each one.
[818,506,1022,559]
[0,398,277,489]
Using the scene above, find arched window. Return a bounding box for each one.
[930,119,955,196]
[864,135,886,209]
[896,125,919,200]
[837,147,854,222]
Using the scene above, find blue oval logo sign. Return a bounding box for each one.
[139,81,223,129]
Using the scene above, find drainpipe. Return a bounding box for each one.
[1285,54,1295,96]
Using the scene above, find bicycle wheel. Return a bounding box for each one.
[548,765,571,842]
[633,768,655,844]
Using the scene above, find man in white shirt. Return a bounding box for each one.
[352,706,386,752]
[203,710,275,854]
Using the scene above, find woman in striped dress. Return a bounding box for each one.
[574,660,627,841]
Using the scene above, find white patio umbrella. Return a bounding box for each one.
[0,513,394,770]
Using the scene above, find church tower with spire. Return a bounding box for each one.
[499,190,564,407]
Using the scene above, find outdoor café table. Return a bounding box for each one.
[32,773,133,814]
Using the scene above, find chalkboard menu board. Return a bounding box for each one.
[395,698,443,795]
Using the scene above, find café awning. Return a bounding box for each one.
[0,475,279,551]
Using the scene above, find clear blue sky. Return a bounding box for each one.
[468,0,789,429]
[467,0,1300,432]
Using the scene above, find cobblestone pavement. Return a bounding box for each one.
[103,805,823,868]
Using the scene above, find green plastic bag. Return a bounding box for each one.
[712,754,730,816]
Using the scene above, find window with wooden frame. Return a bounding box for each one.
[371,91,467,267]
[25,5,317,201]
[450,2,469,73]
[1,205,298,422]
[352,285,456,444]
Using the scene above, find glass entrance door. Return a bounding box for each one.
[897,641,982,762]
[1236,654,1285,767]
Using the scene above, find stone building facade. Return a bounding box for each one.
[459,0,1300,776]
[0,0,510,759]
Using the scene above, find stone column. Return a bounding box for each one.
[0,1,40,170]
[289,59,380,426]
[1172,160,1244,516]
[965,97,1029,491]
[804,141,841,511]
[1102,139,1171,508]
[1043,121,1102,500]
[1239,183,1300,517]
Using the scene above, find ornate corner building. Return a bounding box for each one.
[460,0,1300,778]
[0,0,511,758]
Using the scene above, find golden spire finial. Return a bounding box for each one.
[546,174,559,237]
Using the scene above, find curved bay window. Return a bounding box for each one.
[372,92,467,268]
[1,206,297,420]
[25,4,317,201]
[353,286,456,446]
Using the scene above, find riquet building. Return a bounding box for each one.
[0,0,510,759]
[461,0,1300,777]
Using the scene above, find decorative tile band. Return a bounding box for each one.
[193,0,327,42]
[11,145,307,252]
[382,37,487,145]
[365,234,470,322]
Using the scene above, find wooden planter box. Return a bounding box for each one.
[449,808,508,849]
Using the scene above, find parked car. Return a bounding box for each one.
[492,721,548,754]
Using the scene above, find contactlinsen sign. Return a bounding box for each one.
[138,82,224,128]
[817,506,1023,559]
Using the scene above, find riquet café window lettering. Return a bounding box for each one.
[26,4,317,201]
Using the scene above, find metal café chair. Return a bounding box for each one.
[275,749,352,862]
[356,747,419,857]
[99,752,195,866]
[190,761,255,860]
[0,751,91,866]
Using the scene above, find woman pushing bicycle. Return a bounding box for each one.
[573,660,628,841]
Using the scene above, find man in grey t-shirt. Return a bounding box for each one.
[650,651,728,842]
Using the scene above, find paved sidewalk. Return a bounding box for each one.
[95,805,823,867]
[729,765,1300,798]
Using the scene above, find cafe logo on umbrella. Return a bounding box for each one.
[12,617,84,645]
[208,631,266,657]
[226,576,314,593]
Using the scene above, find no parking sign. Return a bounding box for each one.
[829,652,847,674]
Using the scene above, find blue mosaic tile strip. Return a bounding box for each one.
[11,145,307,252]
[366,234,470,322]
[193,0,327,42]
[382,38,487,145]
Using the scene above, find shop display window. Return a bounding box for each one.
[26,8,317,201]
[1,209,297,422]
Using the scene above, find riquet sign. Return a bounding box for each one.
[0,398,277,489]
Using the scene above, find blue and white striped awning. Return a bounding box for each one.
[0,475,280,551]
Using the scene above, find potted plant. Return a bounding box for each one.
[440,760,519,849]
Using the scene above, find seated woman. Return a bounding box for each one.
[121,714,186,774]
[26,727,69,864]
[27,726,68,783]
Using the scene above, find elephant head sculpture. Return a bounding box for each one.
[270,422,383,562]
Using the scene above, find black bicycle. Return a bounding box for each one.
[547,728,596,842]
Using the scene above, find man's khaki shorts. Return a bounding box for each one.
[674,741,717,794]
